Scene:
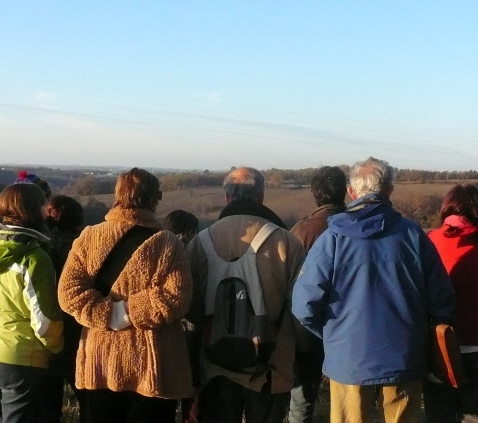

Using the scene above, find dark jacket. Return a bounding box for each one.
[48,226,82,376]
[291,203,345,252]
[290,203,345,353]
[292,193,455,385]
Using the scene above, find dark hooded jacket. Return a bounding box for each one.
[292,193,455,385]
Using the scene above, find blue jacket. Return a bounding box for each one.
[291,194,455,385]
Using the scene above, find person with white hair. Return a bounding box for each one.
[292,157,455,423]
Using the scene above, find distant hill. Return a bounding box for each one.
[0,163,202,173]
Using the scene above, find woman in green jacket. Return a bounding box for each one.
[0,183,63,423]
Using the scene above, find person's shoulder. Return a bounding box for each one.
[290,217,306,233]
[293,213,328,232]
[291,214,315,230]
[68,223,111,254]
[77,221,107,237]
[392,213,423,233]
[24,244,54,268]
[272,225,305,254]
[427,226,444,240]
[149,228,183,248]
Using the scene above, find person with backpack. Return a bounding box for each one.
[187,167,305,423]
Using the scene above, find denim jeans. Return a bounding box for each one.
[0,363,47,423]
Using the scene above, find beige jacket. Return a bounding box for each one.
[187,214,305,393]
[58,207,194,399]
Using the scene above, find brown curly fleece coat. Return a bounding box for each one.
[58,207,194,399]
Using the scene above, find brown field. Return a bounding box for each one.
[76,180,474,230]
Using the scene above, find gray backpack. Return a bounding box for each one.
[199,222,279,372]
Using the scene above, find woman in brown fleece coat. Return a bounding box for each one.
[58,168,194,423]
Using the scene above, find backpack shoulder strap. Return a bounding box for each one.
[198,228,219,258]
[249,222,279,253]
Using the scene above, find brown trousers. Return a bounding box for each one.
[329,379,422,423]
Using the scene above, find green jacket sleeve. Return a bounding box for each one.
[24,248,64,354]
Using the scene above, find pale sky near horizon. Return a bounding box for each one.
[1,2,478,171]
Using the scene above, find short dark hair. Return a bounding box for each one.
[440,184,478,227]
[164,210,199,236]
[311,166,346,207]
[0,183,47,231]
[113,168,161,211]
[45,195,84,231]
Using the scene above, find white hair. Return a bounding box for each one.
[349,157,395,198]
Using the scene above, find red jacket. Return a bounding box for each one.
[428,215,478,345]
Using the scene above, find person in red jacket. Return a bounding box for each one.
[426,183,478,422]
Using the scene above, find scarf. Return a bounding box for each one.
[218,199,287,229]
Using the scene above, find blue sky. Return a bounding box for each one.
[1,2,477,170]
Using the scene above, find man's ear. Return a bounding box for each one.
[225,193,231,204]
[347,186,358,201]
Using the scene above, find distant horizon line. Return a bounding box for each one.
[1,163,478,174]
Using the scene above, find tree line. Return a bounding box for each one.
[2,166,478,195]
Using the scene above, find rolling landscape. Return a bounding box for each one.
[74,180,471,231]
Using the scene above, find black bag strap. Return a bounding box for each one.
[95,226,159,296]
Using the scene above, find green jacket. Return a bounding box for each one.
[0,224,64,368]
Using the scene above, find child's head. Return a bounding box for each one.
[164,210,199,246]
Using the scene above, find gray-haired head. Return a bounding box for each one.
[223,167,265,203]
[348,157,395,198]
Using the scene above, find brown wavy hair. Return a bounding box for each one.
[440,184,478,235]
[0,184,47,231]
[113,168,162,211]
